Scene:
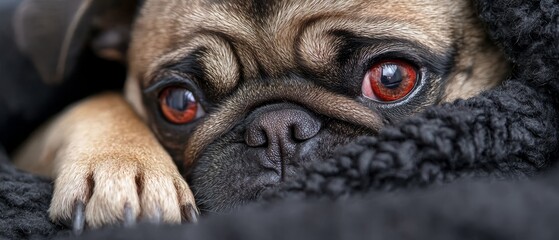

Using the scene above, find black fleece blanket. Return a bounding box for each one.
[1,0,559,239]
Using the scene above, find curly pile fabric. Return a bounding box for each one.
[0,149,69,239]
[265,81,558,200]
[1,0,558,239]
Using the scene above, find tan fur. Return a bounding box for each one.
[183,81,384,166]
[125,0,509,123]
[15,0,508,229]
[14,93,196,227]
[129,0,489,88]
[127,0,508,164]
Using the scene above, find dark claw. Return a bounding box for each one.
[123,203,135,227]
[185,205,199,223]
[143,207,162,224]
[72,201,85,235]
[152,207,163,224]
[189,208,198,223]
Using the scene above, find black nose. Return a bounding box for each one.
[245,107,321,177]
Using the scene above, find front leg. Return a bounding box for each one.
[14,92,197,231]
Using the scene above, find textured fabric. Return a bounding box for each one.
[78,167,559,240]
[1,0,558,239]
[0,149,69,239]
[476,0,559,93]
[265,80,558,201]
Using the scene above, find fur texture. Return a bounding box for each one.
[14,93,197,227]
[1,0,559,239]
[126,0,507,212]
[12,0,508,224]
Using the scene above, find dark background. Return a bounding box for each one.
[0,0,125,154]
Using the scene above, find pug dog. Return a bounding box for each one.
[12,0,508,231]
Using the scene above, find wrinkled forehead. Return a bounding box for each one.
[136,0,458,28]
[129,0,465,84]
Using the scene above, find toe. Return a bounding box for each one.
[139,172,182,223]
[85,163,141,228]
[174,178,199,223]
[49,164,91,224]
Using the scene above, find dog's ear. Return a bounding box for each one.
[13,0,139,84]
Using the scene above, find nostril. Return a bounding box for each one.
[245,107,321,148]
[292,117,321,142]
[245,126,267,147]
[244,106,322,177]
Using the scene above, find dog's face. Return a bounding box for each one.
[121,0,508,212]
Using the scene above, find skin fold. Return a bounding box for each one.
[14,0,508,228]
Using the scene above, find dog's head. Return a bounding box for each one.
[16,0,508,212]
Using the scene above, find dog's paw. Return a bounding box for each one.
[49,153,198,233]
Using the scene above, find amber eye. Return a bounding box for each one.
[362,60,418,102]
[160,87,203,124]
